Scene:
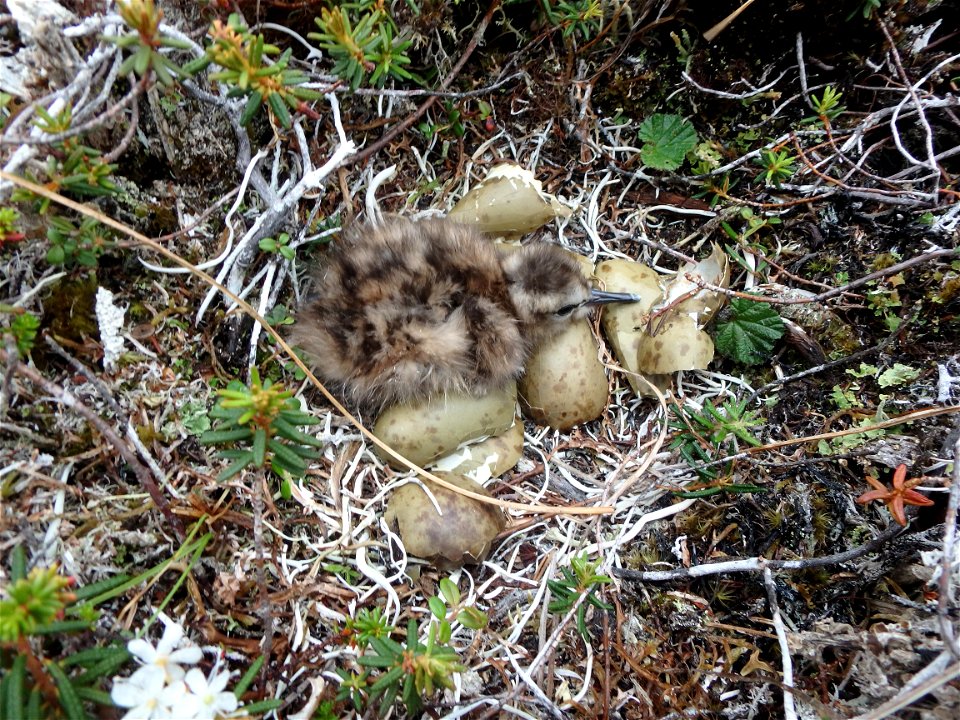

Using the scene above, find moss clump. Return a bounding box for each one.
[41,274,99,345]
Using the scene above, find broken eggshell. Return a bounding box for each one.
[448,163,572,236]
[637,315,716,373]
[373,383,517,470]
[636,243,729,375]
[663,242,731,320]
[433,416,524,482]
[385,472,506,569]
[595,259,671,397]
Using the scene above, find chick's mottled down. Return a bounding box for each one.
[293,216,625,409]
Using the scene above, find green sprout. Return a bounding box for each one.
[0,547,135,720]
[45,215,115,267]
[544,1,605,41]
[2,308,41,356]
[199,367,323,486]
[259,232,295,260]
[355,620,463,716]
[0,207,24,245]
[338,579,484,716]
[547,554,613,639]
[187,13,322,127]
[105,0,192,86]
[0,565,76,642]
[669,398,763,479]
[309,6,418,90]
[755,149,796,187]
[11,104,118,213]
[809,85,846,124]
[720,207,781,243]
[849,0,883,20]
[342,607,394,651]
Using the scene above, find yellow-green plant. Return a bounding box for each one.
[105,0,192,86]
[547,554,613,639]
[0,547,134,720]
[309,6,418,89]
[11,105,118,213]
[337,578,485,715]
[186,13,323,127]
[199,367,323,485]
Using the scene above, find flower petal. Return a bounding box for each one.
[857,490,889,504]
[901,489,935,507]
[127,638,158,663]
[169,646,204,665]
[156,620,185,654]
[891,463,907,488]
[110,679,142,708]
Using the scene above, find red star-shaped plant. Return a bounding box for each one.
[856,463,934,527]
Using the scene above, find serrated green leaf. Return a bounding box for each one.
[877,363,921,387]
[714,298,784,365]
[637,113,698,171]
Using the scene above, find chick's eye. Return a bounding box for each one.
[556,304,578,317]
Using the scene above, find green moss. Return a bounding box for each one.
[41,274,99,344]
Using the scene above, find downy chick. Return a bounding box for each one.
[292,216,636,410]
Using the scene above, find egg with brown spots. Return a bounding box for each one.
[638,315,715,373]
[519,318,609,430]
[384,472,506,569]
[373,384,516,469]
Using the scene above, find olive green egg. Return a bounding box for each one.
[595,258,667,397]
[519,318,609,430]
[384,472,506,570]
[373,383,517,469]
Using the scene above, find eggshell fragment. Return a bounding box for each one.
[373,384,517,469]
[596,259,668,396]
[637,315,715,373]
[663,242,730,321]
[433,416,524,481]
[385,472,506,569]
[448,163,572,236]
[519,319,609,430]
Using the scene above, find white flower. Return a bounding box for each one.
[127,617,203,684]
[111,670,184,720]
[183,667,240,720]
